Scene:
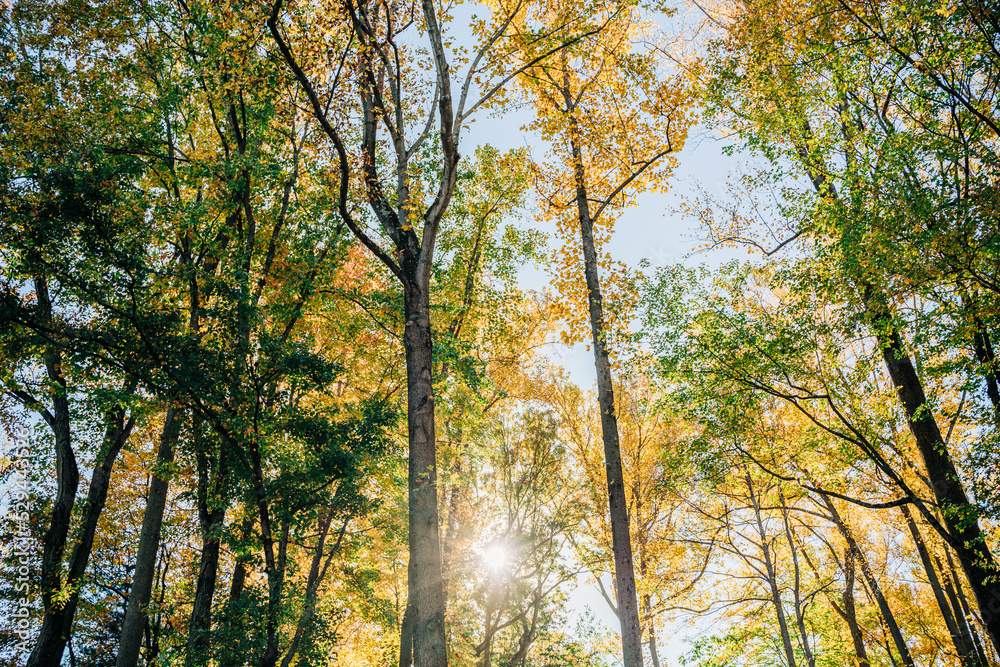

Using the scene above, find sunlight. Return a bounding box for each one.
[482,544,508,572]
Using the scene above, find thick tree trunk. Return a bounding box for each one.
[821,494,914,667]
[402,282,448,667]
[117,407,182,667]
[568,129,644,667]
[864,287,1000,654]
[899,504,976,665]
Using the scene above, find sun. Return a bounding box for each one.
[482,544,507,572]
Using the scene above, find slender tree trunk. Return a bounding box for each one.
[279,514,346,667]
[402,281,448,667]
[820,494,915,667]
[900,504,976,664]
[247,431,285,667]
[963,293,1000,419]
[117,407,182,667]
[567,117,643,667]
[480,597,494,667]
[186,445,228,663]
[839,548,872,667]
[863,287,1000,654]
[780,494,815,667]
[227,514,255,604]
[644,593,662,667]
[748,478,798,667]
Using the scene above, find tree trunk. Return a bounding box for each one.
[943,547,993,667]
[186,506,226,663]
[29,405,135,667]
[820,494,914,667]
[840,548,872,667]
[780,494,815,667]
[962,292,1000,419]
[227,514,255,605]
[864,287,1000,654]
[899,504,976,664]
[186,445,228,663]
[644,593,662,667]
[748,477,798,667]
[402,281,448,667]
[399,601,415,667]
[568,122,644,667]
[279,514,346,667]
[117,406,182,667]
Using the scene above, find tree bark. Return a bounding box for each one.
[567,110,644,667]
[227,514,255,605]
[863,287,1000,654]
[779,493,815,667]
[186,445,228,663]
[839,548,872,667]
[748,477,798,667]
[943,547,993,667]
[29,399,135,667]
[403,281,449,667]
[116,406,182,667]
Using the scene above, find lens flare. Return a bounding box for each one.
[483,544,507,572]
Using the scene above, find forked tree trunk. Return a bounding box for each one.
[29,405,135,667]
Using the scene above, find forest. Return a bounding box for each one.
[0,0,998,665]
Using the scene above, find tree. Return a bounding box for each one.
[512,3,693,662]
[267,0,602,662]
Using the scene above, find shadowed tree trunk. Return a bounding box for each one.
[28,380,136,667]
[27,273,138,667]
[838,548,872,667]
[117,407,182,667]
[185,444,228,664]
[900,504,977,665]
[864,287,1000,654]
